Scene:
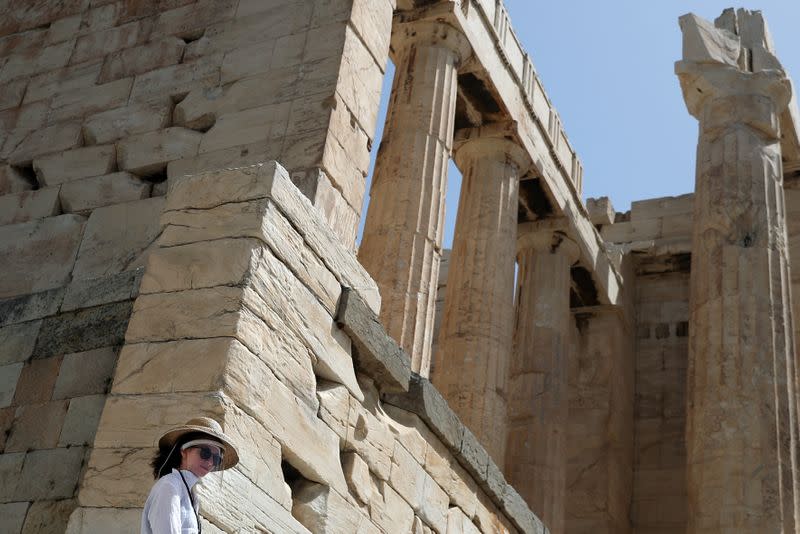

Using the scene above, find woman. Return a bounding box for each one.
[141,417,239,534]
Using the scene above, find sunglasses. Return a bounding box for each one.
[193,446,223,468]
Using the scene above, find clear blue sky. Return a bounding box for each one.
[359,3,800,248]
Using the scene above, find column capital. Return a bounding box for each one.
[452,122,532,174]
[392,18,472,65]
[675,13,791,130]
[517,220,580,263]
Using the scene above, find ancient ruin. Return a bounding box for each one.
[0,1,798,533]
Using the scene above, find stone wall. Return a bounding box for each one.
[0,0,390,531]
[64,162,545,533]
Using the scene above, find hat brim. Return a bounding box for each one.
[158,425,239,470]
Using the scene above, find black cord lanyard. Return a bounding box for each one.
[178,471,202,534]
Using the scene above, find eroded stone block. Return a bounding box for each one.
[0,215,85,299]
[5,122,83,166]
[0,502,29,534]
[6,400,69,452]
[21,499,77,534]
[33,145,117,187]
[83,102,171,145]
[62,269,143,312]
[32,301,133,359]
[72,197,164,280]
[0,363,24,408]
[0,321,41,365]
[59,394,106,446]
[53,347,117,399]
[99,37,185,83]
[0,187,61,226]
[59,172,151,213]
[118,127,202,176]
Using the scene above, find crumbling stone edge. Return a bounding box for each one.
[336,289,548,534]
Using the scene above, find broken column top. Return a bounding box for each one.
[675,8,800,160]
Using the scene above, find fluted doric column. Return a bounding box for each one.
[504,222,579,534]
[433,125,529,464]
[677,10,799,533]
[358,20,470,376]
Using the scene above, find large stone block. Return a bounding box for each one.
[5,122,82,166]
[72,197,164,280]
[163,162,379,312]
[59,172,151,213]
[21,499,77,534]
[447,507,482,534]
[292,481,379,534]
[31,301,133,359]
[53,347,117,399]
[47,77,134,123]
[0,502,29,533]
[369,481,415,534]
[12,356,62,404]
[5,400,69,452]
[118,127,202,176]
[72,20,149,64]
[82,101,171,145]
[0,289,64,328]
[77,446,152,507]
[336,288,411,394]
[153,0,238,39]
[98,37,185,83]
[12,447,86,501]
[0,40,74,84]
[198,102,291,154]
[59,394,106,446]
[65,507,142,534]
[129,54,222,103]
[0,215,84,298]
[390,442,449,533]
[0,187,61,226]
[23,58,103,105]
[61,269,143,312]
[33,145,116,187]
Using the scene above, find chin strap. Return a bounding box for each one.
[177,470,202,534]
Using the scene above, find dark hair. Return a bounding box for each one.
[150,431,209,479]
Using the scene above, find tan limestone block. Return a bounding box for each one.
[447,507,482,534]
[59,172,152,213]
[0,363,24,408]
[21,499,76,534]
[198,102,291,154]
[342,452,373,505]
[162,163,379,311]
[0,187,61,226]
[5,122,83,166]
[129,54,222,103]
[33,145,116,186]
[46,14,81,44]
[6,400,69,451]
[83,101,171,145]
[219,38,276,84]
[165,140,279,181]
[72,21,149,64]
[72,197,165,280]
[65,508,142,534]
[424,438,479,519]
[98,37,186,83]
[118,127,202,176]
[390,442,449,532]
[292,481,379,534]
[78,447,152,507]
[0,39,75,84]
[586,197,615,226]
[345,386,395,481]
[317,382,351,444]
[48,77,134,124]
[369,481,415,534]
[196,466,308,534]
[23,58,103,105]
[153,0,237,38]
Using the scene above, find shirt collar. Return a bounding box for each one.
[173,468,200,489]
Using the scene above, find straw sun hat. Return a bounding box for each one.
[158,417,239,470]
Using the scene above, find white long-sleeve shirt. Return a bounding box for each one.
[141,469,201,534]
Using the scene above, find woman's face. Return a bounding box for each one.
[180,444,223,478]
